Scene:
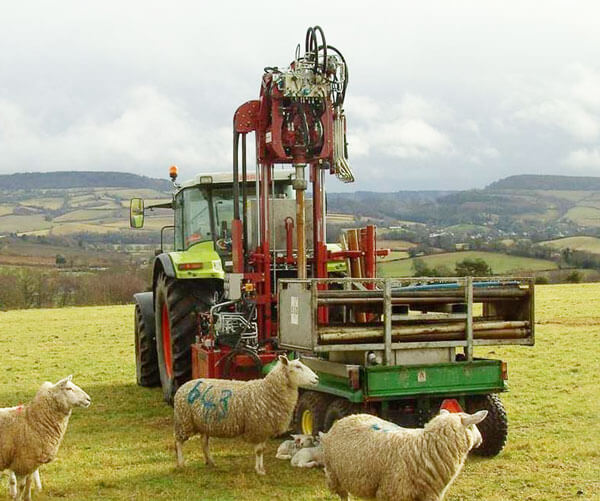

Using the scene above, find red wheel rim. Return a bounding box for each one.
[161,304,173,379]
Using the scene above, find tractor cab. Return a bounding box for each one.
[130,169,296,271]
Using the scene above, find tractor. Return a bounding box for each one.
[130,26,534,456]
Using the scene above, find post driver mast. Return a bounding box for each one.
[231,26,354,341]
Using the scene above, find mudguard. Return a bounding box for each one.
[133,291,156,333]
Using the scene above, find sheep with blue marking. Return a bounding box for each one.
[173,355,318,475]
[321,409,488,501]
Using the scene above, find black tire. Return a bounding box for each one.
[155,274,218,405]
[294,391,330,436]
[134,304,160,387]
[466,393,508,456]
[323,398,359,432]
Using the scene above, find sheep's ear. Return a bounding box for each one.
[461,410,488,426]
[55,375,73,387]
[278,355,289,366]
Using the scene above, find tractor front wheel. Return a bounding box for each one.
[466,393,508,456]
[134,304,160,387]
[154,274,218,405]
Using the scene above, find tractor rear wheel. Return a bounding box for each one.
[466,393,508,456]
[155,274,218,405]
[294,391,330,436]
[323,398,359,432]
[134,304,160,387]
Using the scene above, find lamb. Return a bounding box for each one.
[0,376,91,501]
[290,437,324,468]
[321,409,488,501]
[276,434,317,460]
[173,355,318,475]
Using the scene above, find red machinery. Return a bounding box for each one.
[191,26,361,379]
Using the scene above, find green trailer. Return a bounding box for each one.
[278,276,534,456]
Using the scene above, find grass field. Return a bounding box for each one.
[563,206,600,227]
[378,251,558,277]
[540,236,600,254]
[1,284,599,500]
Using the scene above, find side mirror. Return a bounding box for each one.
[130,198,145,228]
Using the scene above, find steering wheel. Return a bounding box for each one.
[216,238,232,251]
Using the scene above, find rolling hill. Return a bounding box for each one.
[0,172,172,238]
[328,174,600,230]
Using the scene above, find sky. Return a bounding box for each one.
[1,0,599,191]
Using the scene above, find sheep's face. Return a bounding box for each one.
[428,409,488,450]
[292,434,316,448]
[279,356,319,388]
[51,376,92,410]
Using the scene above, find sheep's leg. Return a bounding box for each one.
[175,439,186,468]
[33,469,42,491]
[202,435,216,467]
[254,442,266,475]
[8,472,17,499]
[17,474,32,501]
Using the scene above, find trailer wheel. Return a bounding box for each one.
[134,304,160,387]
[155,274,218,405]
[466,394,508,456]
[295,391,330,436]
[323,398,359,432]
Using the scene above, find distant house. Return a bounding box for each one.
[455,243,470,251]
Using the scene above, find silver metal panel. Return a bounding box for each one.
[299,356,360,378]
[247,198,313,251]
[278,281,315,350]
[224,273,243,300]
[394,348,455,365]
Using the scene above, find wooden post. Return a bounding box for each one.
[466,277,473,361]
[384,279,393,365]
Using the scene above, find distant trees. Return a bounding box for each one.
[455,258,492,276]
[0,266,148,311]
[412,257,492,277]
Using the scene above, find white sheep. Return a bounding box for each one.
[0,376,91,501]
[321,409,488,501]
[173,355,318,475]
[290,439,324,468]
[276,434,317,460]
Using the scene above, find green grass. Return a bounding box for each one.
[54,209,115,223]
[562,206,600,227]
[540,236,600,254]
[1,285,599,500]
[0,215,53,233]
[378,250,558,277]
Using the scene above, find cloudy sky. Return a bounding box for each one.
[1,0,599,191]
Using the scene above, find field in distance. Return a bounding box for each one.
[539,236,600,254]
[378,250,558,276]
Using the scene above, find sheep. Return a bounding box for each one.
[321,409,488,501]
[0,376,91,501]
[290,437,324,468]
[173,355,318,475]
[276,434,317,460]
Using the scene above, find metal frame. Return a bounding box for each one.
[279,276,535,358]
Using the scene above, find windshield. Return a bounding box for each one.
[174,187,212,250]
